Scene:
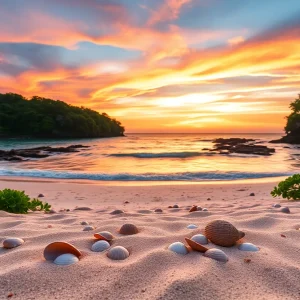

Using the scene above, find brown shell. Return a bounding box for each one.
[189,205,198,213]
[119,224,139,235]
[94,231,114,241]
[204,220,245,247]
[185,238,208,253]
[44,242,82,261]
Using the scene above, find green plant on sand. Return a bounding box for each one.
[271,174,300,201]
[0,189,51,214]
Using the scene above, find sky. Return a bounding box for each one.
[0,0,299,133]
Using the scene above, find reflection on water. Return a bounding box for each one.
[0,133,298,181]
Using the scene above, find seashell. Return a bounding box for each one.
[204,220,245,247]
[189,205,198,212]
[273,204,281,208]
[91,240,110,252]
[44,242,82,261]
[107,246,129,260]
[83,226,95,231]
[38,194,45,198]
[119,224,139,235]
[53,253,79,266]
[191,234,208,245]
[187,224,198,229]
[238,243,259,252]
[155,208,163,213]
[3,238,24,249]
[249,193,255,196]
[281,207,290,214]
[197,206,202,211]
[173,204,179,208]
[80,221,89,225]
[204,248,228,262]
[94,231,114,241]
[202,208,208,212]
[185,238,208,253]
[74,207,92,211]
[168,205,173,208]
[111,209,124,215]
[168,242,189,255]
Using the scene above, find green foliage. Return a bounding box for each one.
[0,93,125,138]
[0,189,51,214]
[271,174,300,201]
[285,94,300,134]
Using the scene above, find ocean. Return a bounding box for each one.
[0,133,298,181]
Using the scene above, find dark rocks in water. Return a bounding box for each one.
[204,138,275,156]
[0,144,90,162]
[270,134,300,145]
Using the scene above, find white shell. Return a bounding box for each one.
[273,204,281,208]
[83,226,95,231]
[91,240,110,252]
[204,248,228,262]
[3,238,24,249]
[168,242,188,255]
[187,224,198,229]
[191,234,208,245]
[53,253,79,266]
[238,243,259,252]
[202,208,208,212]
[107,246,129,260]
[80,221,89,225]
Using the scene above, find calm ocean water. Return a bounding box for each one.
[0,133,298,181]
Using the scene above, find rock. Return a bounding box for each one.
[38,194,45,198]
[270,134,300,144]
[249,193,255,196]
[155,208,163,213]
[111,209,124,215]
[280,207,290,214]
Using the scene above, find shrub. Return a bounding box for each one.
[0,189,51,214]
[271,174,300,201]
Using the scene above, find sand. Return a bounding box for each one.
[0,177,299,300]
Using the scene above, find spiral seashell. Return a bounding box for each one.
[119,224,139,235]
[3,238,24,249]
[91,240,110,252]
[44,242,82,261]
[53,253,79,266]
[204,220,245,247]
[168,242,189,255]
[238,243,259,252]
[204,248,228,262]
[191,234,208,245]
[94,231,114,241]
[187,224,198,229]
[189,205,198,212]
[107,246,129,260]
[185,238,208,253]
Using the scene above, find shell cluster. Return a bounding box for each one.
[205,220,245,247]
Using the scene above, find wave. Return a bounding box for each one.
[0,168,293,181]
[109,152,216,158]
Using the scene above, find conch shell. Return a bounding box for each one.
[204,220,245,247]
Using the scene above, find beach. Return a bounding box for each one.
[0,177,299,300]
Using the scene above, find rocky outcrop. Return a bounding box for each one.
[203,138,275,156]
[270,134,300,144]
[0,145,90,162]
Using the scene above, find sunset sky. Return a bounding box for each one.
[0,0,299,133]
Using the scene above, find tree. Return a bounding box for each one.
[285,94,300,135]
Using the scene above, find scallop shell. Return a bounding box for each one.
[281,207,290,214]
[187,224,198,229]
[91,240,110,252]
[189,205,198,212]
[204,220,245,247]
[83,226,95,231]
[273,204,281,208]
[80,221,89,225]
[107,246,129,260]
[44,242,82,261]
[185,238,208,253]
[204,248,228,262]
[238,243,259,252]
[191,234,208,245]
[119,224,139,235]
[173,204,179,208]
[94,231,114,241]
[3,238,24,249]
[53,253,79,266]
[168,242,189,255]
[111,209,124,215]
